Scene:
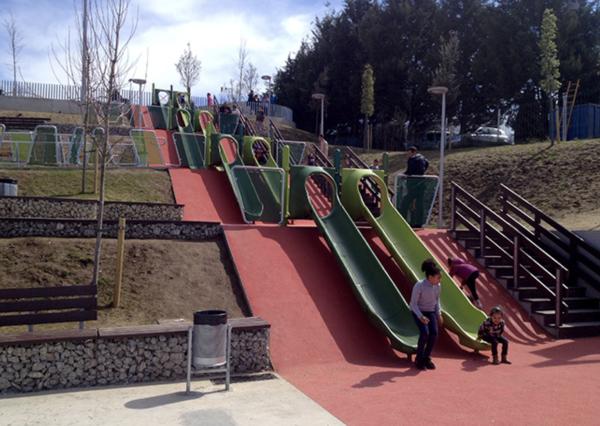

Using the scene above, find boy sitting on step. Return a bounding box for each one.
[479,306,512,365]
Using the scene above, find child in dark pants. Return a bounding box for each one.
[448,258,482,308]
[479,306,511,365]
[410,259,443,370]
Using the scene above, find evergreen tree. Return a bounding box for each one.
[539,8,561,144]
[361,64,375,149]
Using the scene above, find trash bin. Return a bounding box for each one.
[0,178,17,196]
[192,310,228,368]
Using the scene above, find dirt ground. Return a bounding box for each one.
[0,238,247,332]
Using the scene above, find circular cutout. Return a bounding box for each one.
[305,173,336,218]
[158,91,170,106]
[219,137,238,165]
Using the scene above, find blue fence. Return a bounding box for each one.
[0,80,293,123]
[550,103,600,140]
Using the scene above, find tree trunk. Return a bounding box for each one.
[363,114,369,150]
[548,97,555,146]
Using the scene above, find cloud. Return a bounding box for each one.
[0,0,342,100]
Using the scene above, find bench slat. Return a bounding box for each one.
[0,310,97,327]
[0,297,97,313]
[0,285,96,299]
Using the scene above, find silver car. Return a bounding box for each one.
[468,127,512,145]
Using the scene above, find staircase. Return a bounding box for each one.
[450,183,600,338]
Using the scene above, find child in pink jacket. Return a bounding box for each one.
[448,258,482,308]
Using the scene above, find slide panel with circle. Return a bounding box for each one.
[295,165,419,354]
[341,169,490,351]
[29,125,60,165]
[174,109,204,169]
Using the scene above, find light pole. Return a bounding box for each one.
[261,75,272,115]
[427,86,448,228]
[129,78,146,130]
[312,93,325,136]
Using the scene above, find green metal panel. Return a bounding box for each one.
[68,127,84,165]
[395,175,439,227]
[296,166,419,354]
[289,165,337,219]
[30,125,59,165]
[340,169,490,351]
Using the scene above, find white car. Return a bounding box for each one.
[468,127,512,145]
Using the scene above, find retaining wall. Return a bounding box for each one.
[0,196,183,221]
[0,318,270,393]
[0,218,221,240]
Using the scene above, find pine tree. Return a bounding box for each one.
[538,8,560,144]
[361,64,375,150]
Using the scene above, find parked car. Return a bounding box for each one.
[466,127,512,145]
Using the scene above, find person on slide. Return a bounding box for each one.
[448,258,483,308]
[410,259,443,370]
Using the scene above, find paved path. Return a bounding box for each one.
[0,376,342,426]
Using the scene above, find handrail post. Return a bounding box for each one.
[450,185,456,232]
[512,236,519,289]
[568,238,579,286]
[479,209,486,259]
[555,268,562,328]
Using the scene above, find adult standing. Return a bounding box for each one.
[399,146,429,228]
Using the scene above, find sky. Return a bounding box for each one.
[0,0,342,97]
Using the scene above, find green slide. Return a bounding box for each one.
[294,166,419,355]
[341,169,489,351]
[175,109,204,169]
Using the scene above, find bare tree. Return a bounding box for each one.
[234,39,248,102]
[50,0,98,194]
[243,62,259,95]
[175,42,201,96]
[88,0,138,288]
[3,12,24,96]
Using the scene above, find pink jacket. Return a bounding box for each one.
[449,258,478,280]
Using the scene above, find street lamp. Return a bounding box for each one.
[312,93,325,136]
[427,86,448,228]
[129,78,146,130]
[261,75,272,115]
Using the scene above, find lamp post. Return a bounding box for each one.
[427,86,448,228]
[261,75,272,115]
[312,93,325,136]
[129,78,146,130]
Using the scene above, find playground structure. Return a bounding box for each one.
[131,85,494,357]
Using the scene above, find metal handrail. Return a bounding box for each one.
[452,182,568,327]
[499,184,600,285]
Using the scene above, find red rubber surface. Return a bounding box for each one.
[225,225,600,425]
[169,168,242,223]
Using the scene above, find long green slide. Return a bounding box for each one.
[341,169,489,351]
[175,109,203,169]
[295,166,419,355]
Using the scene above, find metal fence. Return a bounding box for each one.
[0,80,294,123]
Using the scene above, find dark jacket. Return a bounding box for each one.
[405,154,429,176]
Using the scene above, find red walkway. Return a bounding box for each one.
[164,128,599,424]
[225,225,600,425]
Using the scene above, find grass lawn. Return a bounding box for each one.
[0,167,174,204]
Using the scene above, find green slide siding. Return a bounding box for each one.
[341,169,489,351]
[299,166,419,354]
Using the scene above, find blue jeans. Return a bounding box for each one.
[412,311,438,363]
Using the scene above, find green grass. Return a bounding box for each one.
[0,167,175,203]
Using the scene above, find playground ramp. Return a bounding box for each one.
[341,169,489,351]
[174,109,203,169]
[301,167,419,355]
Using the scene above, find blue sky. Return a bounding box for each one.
[0,0,342,95]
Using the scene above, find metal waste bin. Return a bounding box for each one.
[186,310,231,393]
[192,310,228,367]
[0,178,17,196]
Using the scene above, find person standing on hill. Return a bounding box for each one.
[400,146,429,227]
[405,146,429,176]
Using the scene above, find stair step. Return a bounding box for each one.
[522,297,599,310]
[513,286,587,298]
[546,321,600,338]
[535,308,600,325]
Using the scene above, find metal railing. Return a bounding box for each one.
[451,182,569,328]
[0,79,294,122]
[499,184,600,287]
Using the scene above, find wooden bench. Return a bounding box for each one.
[0,116,51,131]
[0,285,97,331]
